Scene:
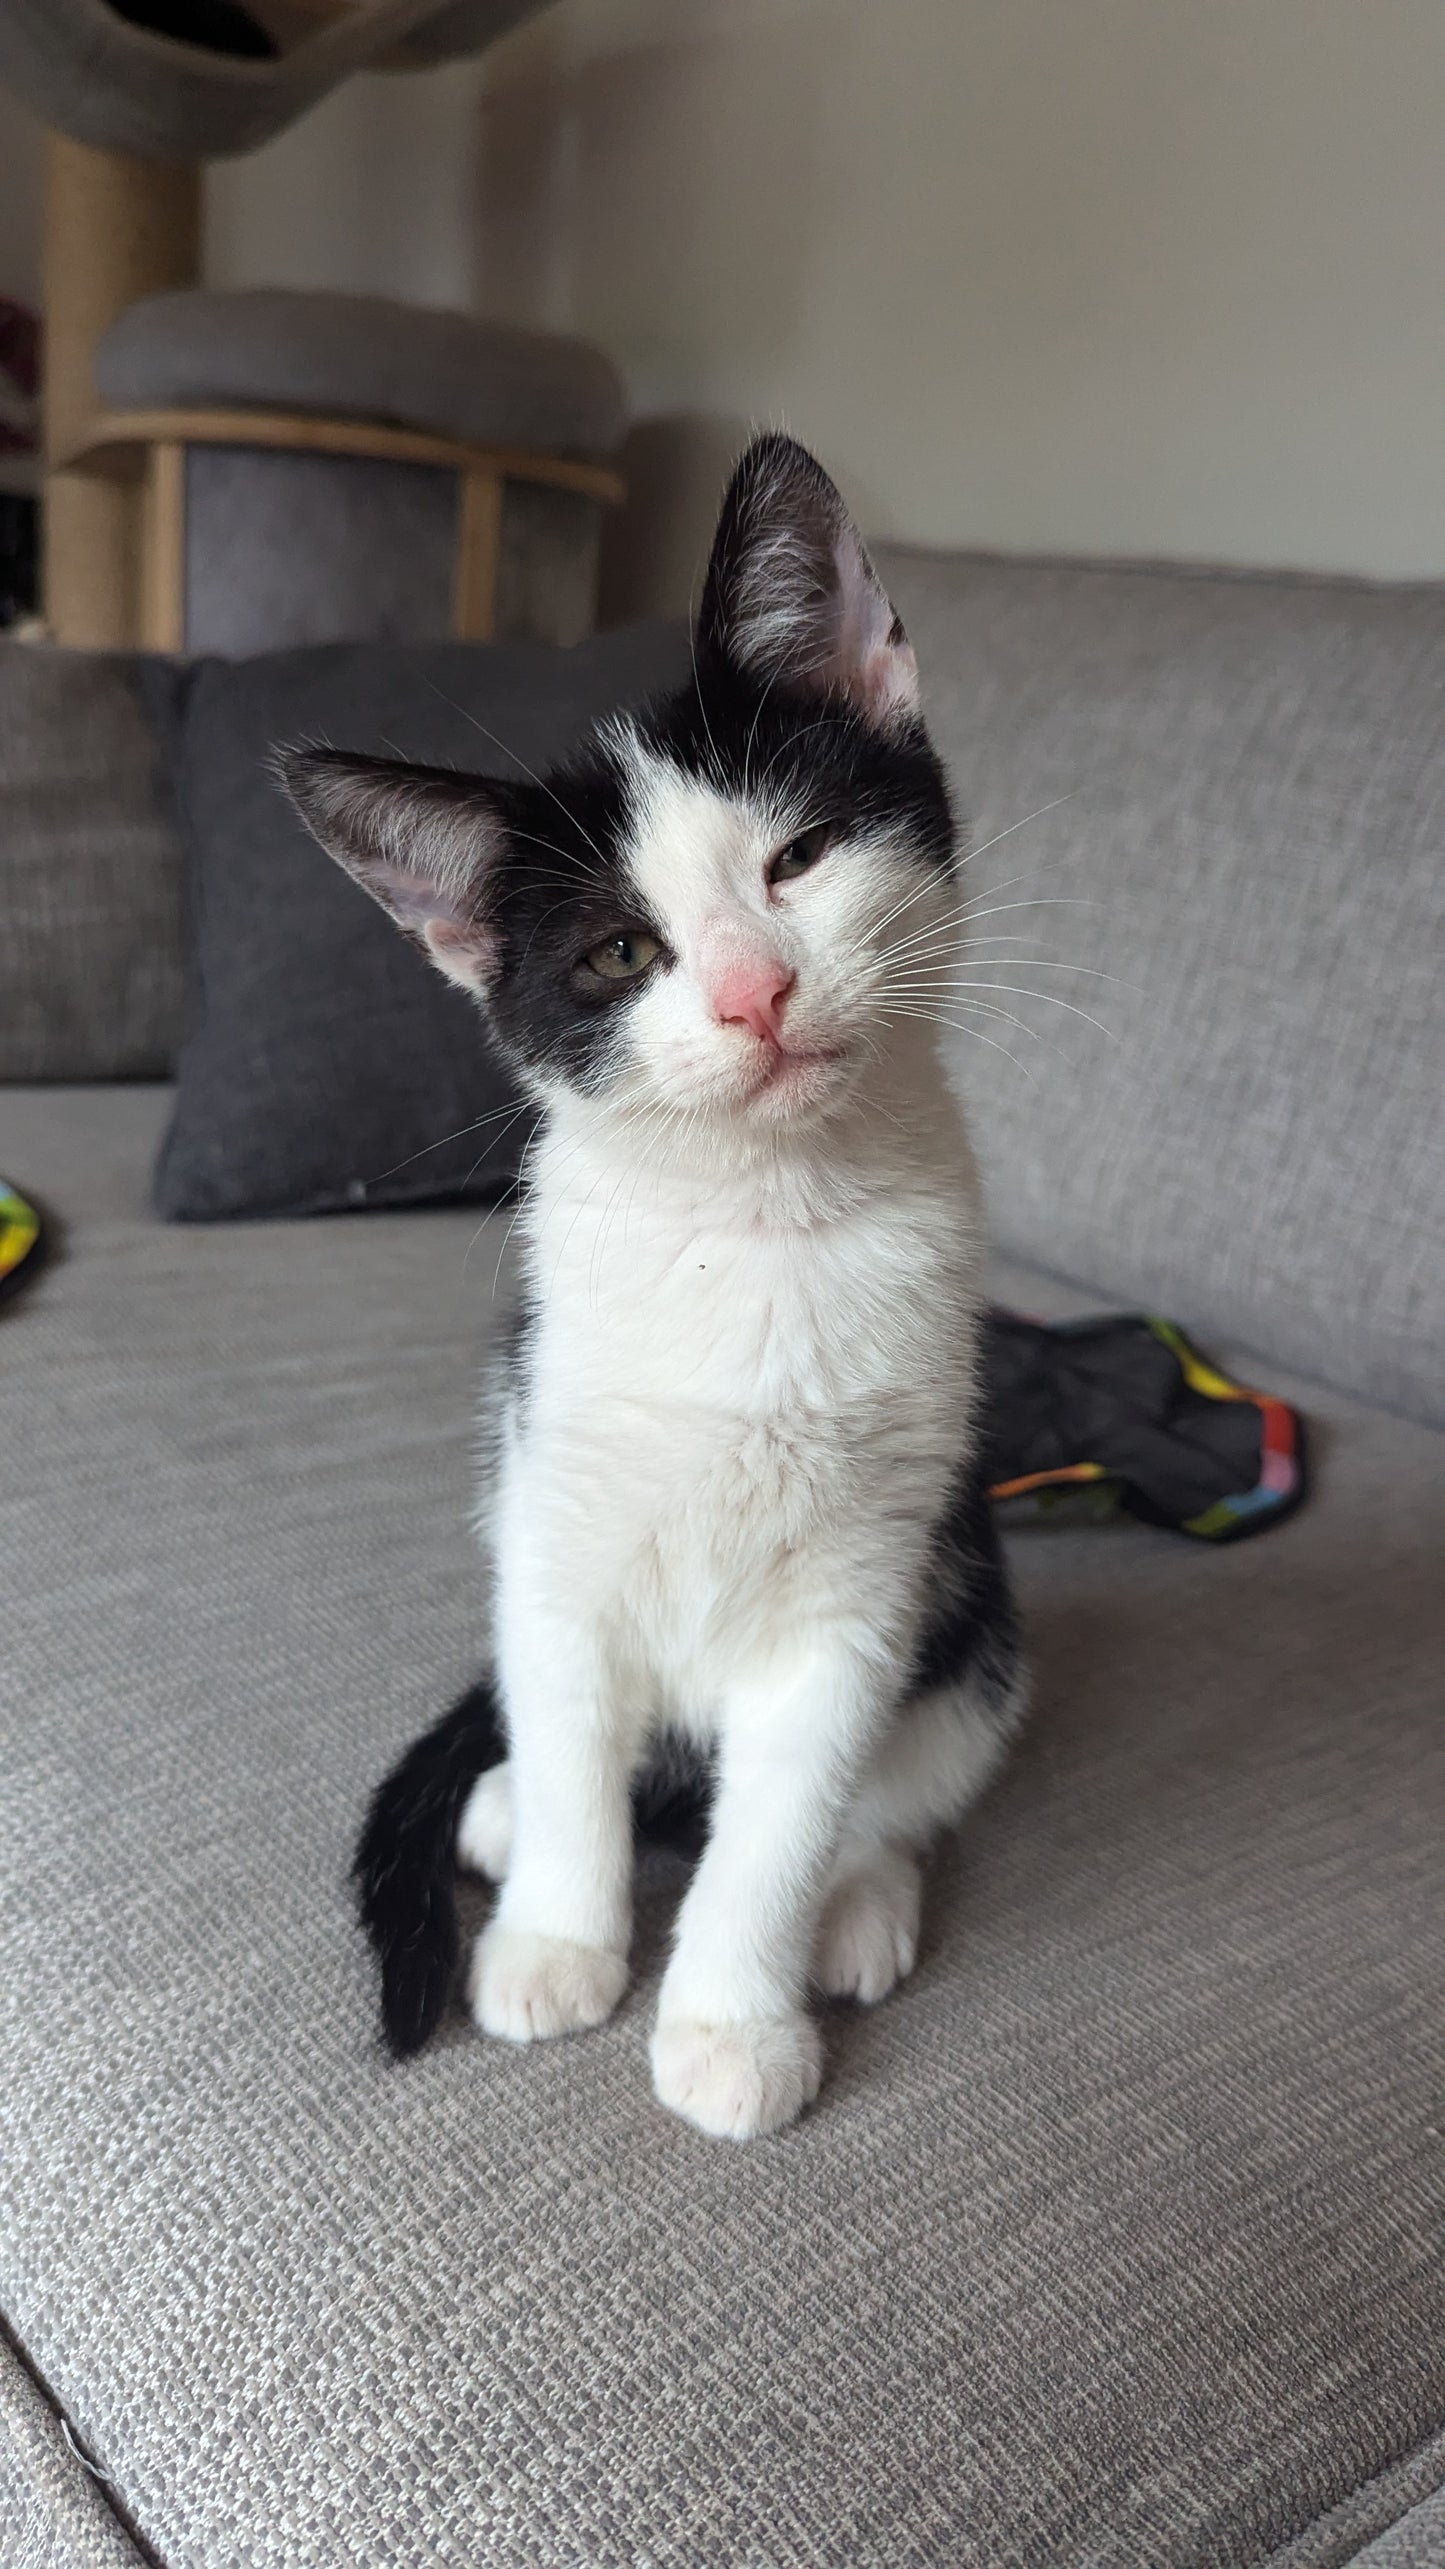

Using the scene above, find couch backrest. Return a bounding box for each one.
[0,643,184,1082]
[7,563,1442,1426]
[877,547,1445,1426]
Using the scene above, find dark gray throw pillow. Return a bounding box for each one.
[155,623,688,1220]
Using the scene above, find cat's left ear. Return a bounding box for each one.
[697,431,920,730]
[278,747,507,993]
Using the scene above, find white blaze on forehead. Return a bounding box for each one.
[617,733,790,970]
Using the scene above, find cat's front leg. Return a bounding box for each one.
[651,1637,893,2139]
[469,1614,635,2044]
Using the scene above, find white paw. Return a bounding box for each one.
[468,1926,627,2042]
[650,2012,823,2141]
[813,1846,921,2005]
[456,1762,512,1881]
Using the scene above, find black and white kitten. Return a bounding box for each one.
[282,433,1025,2142]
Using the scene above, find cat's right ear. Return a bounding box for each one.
[697,431,919,730]
[277,748,505,993]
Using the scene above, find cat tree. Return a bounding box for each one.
[0,1,624,649]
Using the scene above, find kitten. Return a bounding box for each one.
[282,432,1025,2142]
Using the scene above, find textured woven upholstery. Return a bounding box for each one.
[877,548,1445,1426]
[0,644,183,1082]
[2,1087,1441,2569]
[0,2339,143,2569]
[1349,2487,1445,2569]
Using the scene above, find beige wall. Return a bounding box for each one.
[3,0,1444,597]
[205,59,489,309]
[469,0,1445,608]
[0,64,489,317]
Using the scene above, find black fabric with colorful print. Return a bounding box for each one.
[983,1309,1305,1542]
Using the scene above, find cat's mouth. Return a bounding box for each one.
[744,1042,848,1111]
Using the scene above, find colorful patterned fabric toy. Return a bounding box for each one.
[983,1309,1304,1542]
[0,1178,43,1305]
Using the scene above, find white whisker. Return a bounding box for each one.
[957,792,1077,872]
[422,678,611,871]
[879,1006,1038,1082]
[362,1094,535,1186]
[945,980,1119,1039]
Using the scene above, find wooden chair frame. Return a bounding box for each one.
[57,407,625,650]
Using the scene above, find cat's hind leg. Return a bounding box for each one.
[812,1448,1023,2003]
[812,1662,1024,2003]
[813,1835,922,2006]
[457,1761,512,1881]
[814,1453,1029,2009]
[457,1735,713,1885]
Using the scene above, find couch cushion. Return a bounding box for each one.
[0,2339,143,2569]
[877,549,1445,1427]
[3,1085,1442,2569]
[1348,2485,1445,2569]
[155,620,688,1221]
[0,641,184,1081]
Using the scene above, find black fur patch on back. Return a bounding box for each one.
[907,1448,1022,1714]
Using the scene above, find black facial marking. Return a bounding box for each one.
[355,644,953,1103]
[479,744,657,1093]
[285,436,957,1103]
[636,655,955,884]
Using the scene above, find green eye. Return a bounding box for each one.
[768,824,832,887]
[583,928,662,981]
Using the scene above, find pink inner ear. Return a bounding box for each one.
[831,538,920,723]
[423,915,501,988]
[356,854,500,988]
[856,628,920,722]
[365,860,458,927]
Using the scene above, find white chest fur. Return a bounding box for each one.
[490,1095,986,1719]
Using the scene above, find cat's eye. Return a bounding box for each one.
[582,928,662,982]
[767,824,832,887]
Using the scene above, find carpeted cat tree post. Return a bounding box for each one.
[0,1,624,650]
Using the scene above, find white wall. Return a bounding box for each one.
[206,59,489,309]
[0,63,489,312]
[471,0,1445,607]
[3,0,1444,599]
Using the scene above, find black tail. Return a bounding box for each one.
[351,1677,506,2057]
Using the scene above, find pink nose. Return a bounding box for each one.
[713,962,796,1047]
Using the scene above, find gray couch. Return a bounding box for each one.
[3,549,1443,2569]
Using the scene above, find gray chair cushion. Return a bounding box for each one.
[3,1084,1443,2569]
[0,642,184,1082]
[877,548,1445,1428]
[154,620,688,1221]
[98,290,628,460]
